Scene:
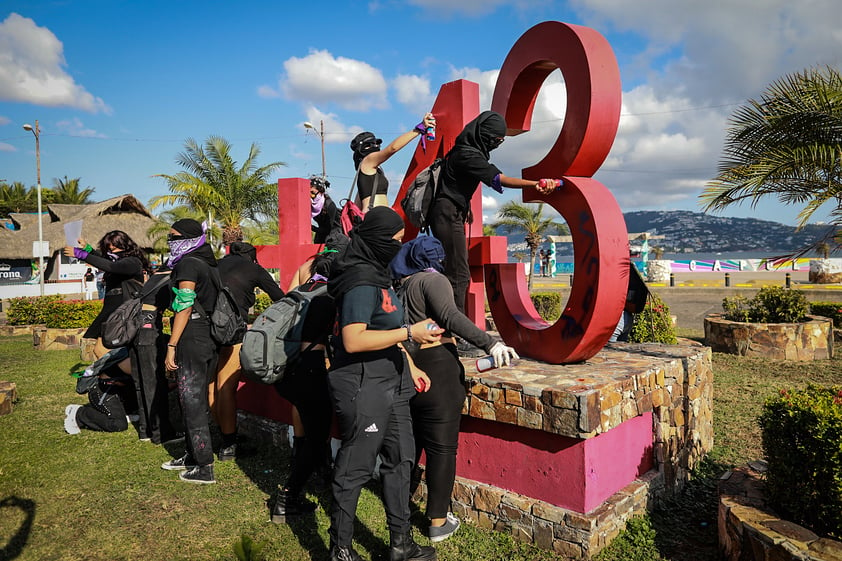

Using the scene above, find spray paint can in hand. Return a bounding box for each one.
[538,178,562,190]
[475,355,499,372]
[425,125,436,141]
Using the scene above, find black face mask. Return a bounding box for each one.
[369,238,403,268]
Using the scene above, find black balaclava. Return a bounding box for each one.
[350,131,382,169]
[328,206,405,298]
[228,241,258,262]
[454,110,507,159]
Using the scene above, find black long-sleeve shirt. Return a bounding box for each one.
[218,253,284,320]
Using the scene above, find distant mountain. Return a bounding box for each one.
[622,210,834,253]
[494,210,836,255]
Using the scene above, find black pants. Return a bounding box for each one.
[175,315,218,466]
[76,379,129,432]
[129,312,173,442]
[410,343,466,519]
[275,350,332,493]
[430,197,470,314]
[328,356,416,547]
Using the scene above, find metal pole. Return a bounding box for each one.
[669,273,675,287]
[319,120,326,178]
[34,120,44,296]
[724,272,730,287]
[785,272,791,289]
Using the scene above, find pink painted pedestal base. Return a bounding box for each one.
[456,412,653,514]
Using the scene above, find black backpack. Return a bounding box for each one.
[198,266,247,347]
[400,158,443,230]
[101,274,171,349]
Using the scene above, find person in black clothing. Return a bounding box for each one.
[350,113,436,212]
[391,236,518,543]
[129,266,179,444]
[326,206,441,561]
[212,241,285,461]
[310,175,342,244]
[64,231,148,363]
[160,219,219,484]
[271,246,340,523]
[429,111,557,323]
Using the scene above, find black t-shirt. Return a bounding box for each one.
[218,254,284,320]
[171,257,218,314]
[436,146,502,214]
[332,284,403,367]
[82,253,144,293]
[313,195,342,244]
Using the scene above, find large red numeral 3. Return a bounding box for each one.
[487,21,630,364]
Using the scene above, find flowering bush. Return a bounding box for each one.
[759,385,842,539]
[722,286,810,323]
[6,296,101,328]
[629,294,677,344]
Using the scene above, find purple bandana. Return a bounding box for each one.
[167,229,207,267]
[311,193,325,218]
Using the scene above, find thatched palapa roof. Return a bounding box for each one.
[0,194,157,259]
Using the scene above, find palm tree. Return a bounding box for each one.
[0,181,37,216]
[491,201,568,289]
[50,176,95,204]
[701,66,842,239]
[151,136,285,245]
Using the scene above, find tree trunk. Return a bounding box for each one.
[528,248,538,290]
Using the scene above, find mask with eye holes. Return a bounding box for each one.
[350,131,382,168]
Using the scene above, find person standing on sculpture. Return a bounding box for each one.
[428,111,557,353]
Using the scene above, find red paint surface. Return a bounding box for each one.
[455,413,654,513]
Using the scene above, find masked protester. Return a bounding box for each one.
[427,110,558,356]
[326,207,442,561]
[160,219,219,484]
[310,175,342,244]
[64,231,148,362]
[350,112,436,212]
[391,236,517,542]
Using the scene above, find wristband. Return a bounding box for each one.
[167,344,177,348]
[402,324,412,342]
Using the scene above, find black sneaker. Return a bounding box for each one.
[179,465,215,484]
[271,489,317,523]
[161,455,196,471]
[217,443,237,462]
[456,339,484,358]
[329,545,363,561]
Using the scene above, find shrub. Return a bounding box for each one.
[5,296,101,328]
[531,291,562,322]
[722,286,810,323]
[629,294,678,344]
[594,516,663,561]
[810,301,842,327]
[759,385,842,539]
[6,295,60,325]
[253,292,272,317]
[43,300,102,328]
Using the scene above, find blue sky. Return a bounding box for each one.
[1,0,840,228]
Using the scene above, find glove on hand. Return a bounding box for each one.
[73,247,90,260]
[489,341,519,367]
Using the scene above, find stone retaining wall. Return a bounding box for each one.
[0,381,16,416]
[719,466,842,561]
[704,314,833,360]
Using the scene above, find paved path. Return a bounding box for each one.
[527,271,842,332]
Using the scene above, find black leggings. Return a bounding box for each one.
[409,343,466,519]
[430,197,470,314]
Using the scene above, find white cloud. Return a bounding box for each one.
[256,85,280,99]
[406,0,548,17]
[0,13,110,113]
[392,74,433,112]
[56,117,106,138]
[0,115,9,126]
[482,194,499,211]
[0,142,16,152]
[279,49,388,111]
[302,106,362,145]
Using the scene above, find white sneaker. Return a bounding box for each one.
[64,404,82,435]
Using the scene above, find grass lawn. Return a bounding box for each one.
[1,333,840,561]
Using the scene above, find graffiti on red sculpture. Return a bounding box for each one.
[258,20,629,363]
[486,21,629,363]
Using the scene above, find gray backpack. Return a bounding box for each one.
[239,280,330,385]
[401,158,443,230]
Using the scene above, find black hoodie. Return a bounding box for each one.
[436,111,506,214]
